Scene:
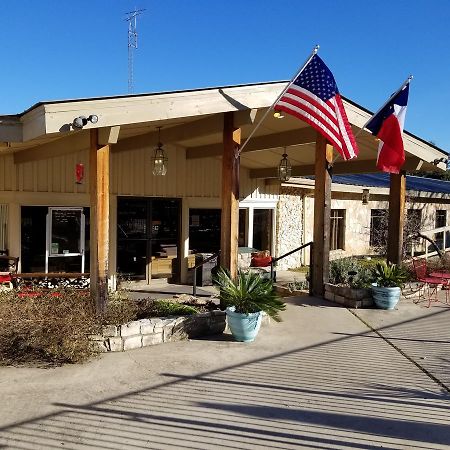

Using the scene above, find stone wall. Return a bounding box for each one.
[276,186,303,270]
[324,283,374,308]
[93,311,226,352]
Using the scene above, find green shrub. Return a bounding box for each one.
[373,261,409,288]
[139,299,199,317]
[329,257,377,289]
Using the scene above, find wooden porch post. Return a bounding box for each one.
[387,171,406,265]
[220,112,241,281]
[90,129,110,313]
[312,132,333,297]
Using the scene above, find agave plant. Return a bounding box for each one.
[373,261,408,288]
[214,268,286,322]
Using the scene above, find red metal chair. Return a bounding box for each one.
[412,258,448,307]
[0,272,12,290]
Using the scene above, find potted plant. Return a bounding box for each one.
[371,261,408,309]
[214,268,285,342]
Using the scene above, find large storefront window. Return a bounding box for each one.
[189,209,221,254]
[21,206,90,273]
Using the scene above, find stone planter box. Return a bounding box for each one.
[92,310,226,352]
[324,283,374,308]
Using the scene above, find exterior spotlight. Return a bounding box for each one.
[278,150,292,182]
[72,114,99,129]
[273,109,284,119]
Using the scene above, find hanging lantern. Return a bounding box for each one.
[152,127,168,176]
[362,188,370,205]
[75,163,84,184]
[278,153,292,182]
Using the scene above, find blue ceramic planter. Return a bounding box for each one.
[226,307,262,342]
[371,284,401,310]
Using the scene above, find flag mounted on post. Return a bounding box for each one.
[274,54,358,160]
[365,80,410,174]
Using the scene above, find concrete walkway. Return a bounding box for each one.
[1,296,450,449]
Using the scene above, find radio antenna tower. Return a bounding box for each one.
[125,8,145,94]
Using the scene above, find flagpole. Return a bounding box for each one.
[236,44,320,158]
[332,75,413,164]
[356,75,413,138]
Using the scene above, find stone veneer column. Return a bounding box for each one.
[276,186,303,270]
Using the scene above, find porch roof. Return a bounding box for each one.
[0,81,447,174]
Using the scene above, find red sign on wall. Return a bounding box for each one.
[75,163,84,184]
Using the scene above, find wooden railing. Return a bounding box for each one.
[408,225,450,260]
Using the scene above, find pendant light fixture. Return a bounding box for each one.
[152,126,168,176]
[278,148,292,182]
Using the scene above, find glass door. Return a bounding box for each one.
[117,198,148,280]
[117,198,181,282]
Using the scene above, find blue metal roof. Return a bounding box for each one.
[327,173,450,194]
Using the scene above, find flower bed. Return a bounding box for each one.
[92,310,226,352]
[324,283,373,308]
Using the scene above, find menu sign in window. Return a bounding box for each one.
[50,208,83,255]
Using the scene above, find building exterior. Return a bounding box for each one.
[0,82,447,298]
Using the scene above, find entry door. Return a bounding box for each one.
[117,198,181,281]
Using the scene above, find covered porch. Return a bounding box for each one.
[0,82,446,309]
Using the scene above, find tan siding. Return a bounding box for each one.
[1,148,278,202]
[0,155,16,191]
[240,167,279,200]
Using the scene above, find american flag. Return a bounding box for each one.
[275,54,358,160]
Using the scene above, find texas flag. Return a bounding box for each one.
[365,83,409,174]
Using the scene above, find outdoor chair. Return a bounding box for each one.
[0,256,19,291]
[412,258,449,307]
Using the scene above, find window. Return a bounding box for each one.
[253,209,273,252]
[407,209,422,229]
[436,210,447,228]
[188,208,221,254]
[0,204,7,254]
[330,209,345,250]
[435,210,447,249]
[238,209,247,247]
[370,209,388,247]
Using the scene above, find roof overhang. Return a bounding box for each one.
[0,81,447,175]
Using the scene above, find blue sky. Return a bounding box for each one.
[1,0,449,151]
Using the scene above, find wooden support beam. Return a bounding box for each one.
[113,110,255,154]
[387,171,406,265]
[220,112,241,283]
[98,126,121,146]
[90,128,110,313]
[249,156,425,179]
[311,132,333,297]
[186,127,316,159]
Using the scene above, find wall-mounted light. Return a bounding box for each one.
[278,149,292,182]
[72,115,99,129]
[433,157,448,166]
[152,126,168,176]
[362,188,370,205]
[273,109,284,119]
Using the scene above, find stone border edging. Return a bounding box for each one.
[324,283,374,308]
[91,310,226,352]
